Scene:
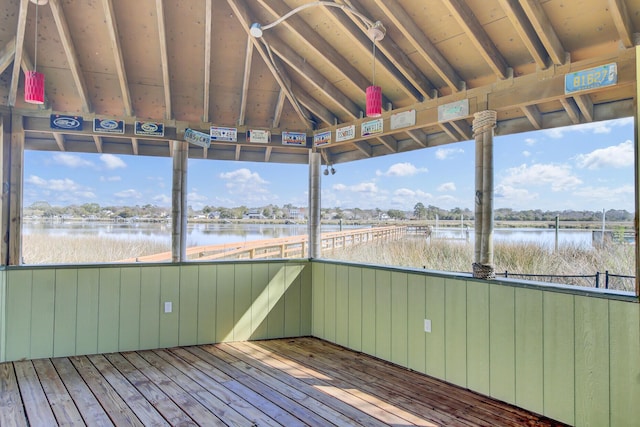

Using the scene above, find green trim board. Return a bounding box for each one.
[311,261,640,427]
[0,261,311,362]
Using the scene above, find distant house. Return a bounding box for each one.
[244,209,265,220]
[288,207,306,221]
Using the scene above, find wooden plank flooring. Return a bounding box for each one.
[0,337,568,426]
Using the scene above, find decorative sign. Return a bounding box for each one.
[50,114,83,131]
[361,118,383,137]
[335,125,355,142]
[93,118,125,134]
[210,126,237,142]
[314,131,331,147]
[391,109,416,130]
[135,121,164,137]
[184,128,211,148]
[565,63,617,94]
[247,129,270,143]
[438,99,469,122]
[282,131,306,146]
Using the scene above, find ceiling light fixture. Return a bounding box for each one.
[250,1,385,118]
[24,0,48,104]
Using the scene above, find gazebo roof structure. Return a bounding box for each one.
[1,0,637,165]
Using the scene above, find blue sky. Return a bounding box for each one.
[23,117,635,212]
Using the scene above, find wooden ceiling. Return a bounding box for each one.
[0,0,638,165]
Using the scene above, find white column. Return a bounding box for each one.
[308,151,321,258]
[172,140,188,262]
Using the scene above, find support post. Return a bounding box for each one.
[308,151,321,258]
[635,45,640,296]
[8,114,23,265]
[472,110,497,279]
[171,140,188,262]
[0,113,10,265]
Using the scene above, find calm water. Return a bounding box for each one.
[24,221,600,249]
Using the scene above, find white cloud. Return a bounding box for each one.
[522,150,531,157]
[544,117,632,139]
[153,194,171,205]
[572,185,633,203]
[53,153,94,168]
[188,192,208,202]
[114,189,142,199]
[375,162,427,177]
[575,140,633,170]
[26,175,47,186]
[524,138,536,146]
[495,184,538,204]
[100,175,121,182]
[100,154,126,169]
[437,182,456,192]
[501,163,582,192]
[219,168,268,192]
[435,147,464,160]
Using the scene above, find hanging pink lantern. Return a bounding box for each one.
[24,70,45,104]
[366,85,382,117]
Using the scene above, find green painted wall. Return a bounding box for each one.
[311,261,640,427]
[0,261,311,362]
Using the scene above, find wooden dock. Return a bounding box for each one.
[121,226,407,263]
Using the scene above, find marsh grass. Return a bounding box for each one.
[22,234,170,264]
[330,236,635,291]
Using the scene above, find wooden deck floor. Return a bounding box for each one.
[0,337,567,426]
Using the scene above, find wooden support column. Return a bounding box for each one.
[171,140,188,262]
[635,45,640,296]
[308,151,321,258]
[0,113,11,265]
[472,110,497,279]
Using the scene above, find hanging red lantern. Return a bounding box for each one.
[366,85,382,117]
[24,70,45,104]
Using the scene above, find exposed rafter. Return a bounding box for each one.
[497,0,549,69]
[521,104,543,129]
[442,0,511,79]
[405,129,427,148]
[203,0,212,122]
[227,0,315,129]
[265,146,272,162]
[327,0,430,101]
[102,0,132,116]
[53,133,65,151]
[608,0,635,48]
[131,137,139,155]
[372,0,464,93]
[518,0,566,65]
[574,94,594,122]
[272,89,285,128]
[92,135,103,153]
[265,34,361,118]
[8,0,29,107]
[238,36,253,126]
[559,97,580,124]
[0,37,16,75]
[155,0,172,120]
[256,0,389,107]
[235,143,241,161]
[49,0,92,113]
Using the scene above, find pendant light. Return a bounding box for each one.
[25,0,48,104]
[366,21,385,117]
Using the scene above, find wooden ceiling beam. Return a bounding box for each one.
[294,81,336,126]
[352,141,372,157]
[327,0,431,101]
[272,89,285,128]
[608,0,635,48]
[203,0,212,122]
[497,0,549,69]
[102,0,132,116]
[521,104,543,129]
[0,37,16,75]
[131,137,139,155]
[372,0,464,92]
[265,146,272,162]
[155,0,172,120]
[8,0,29,107]
[255,0,388,105]
[439,122,460,142]
[450,119,472,140]
[92,135,103,153]
[235,144,241,161]
[518,0,566,65]
[442,0,511,79]
[265,34,361,118]
[227,0,315,129]
[238,36,253,126]
[49,0,91,113]
[53,133,65,151]
[574,94,594,122]
[405,129,427,148]
[559,97,581,124]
